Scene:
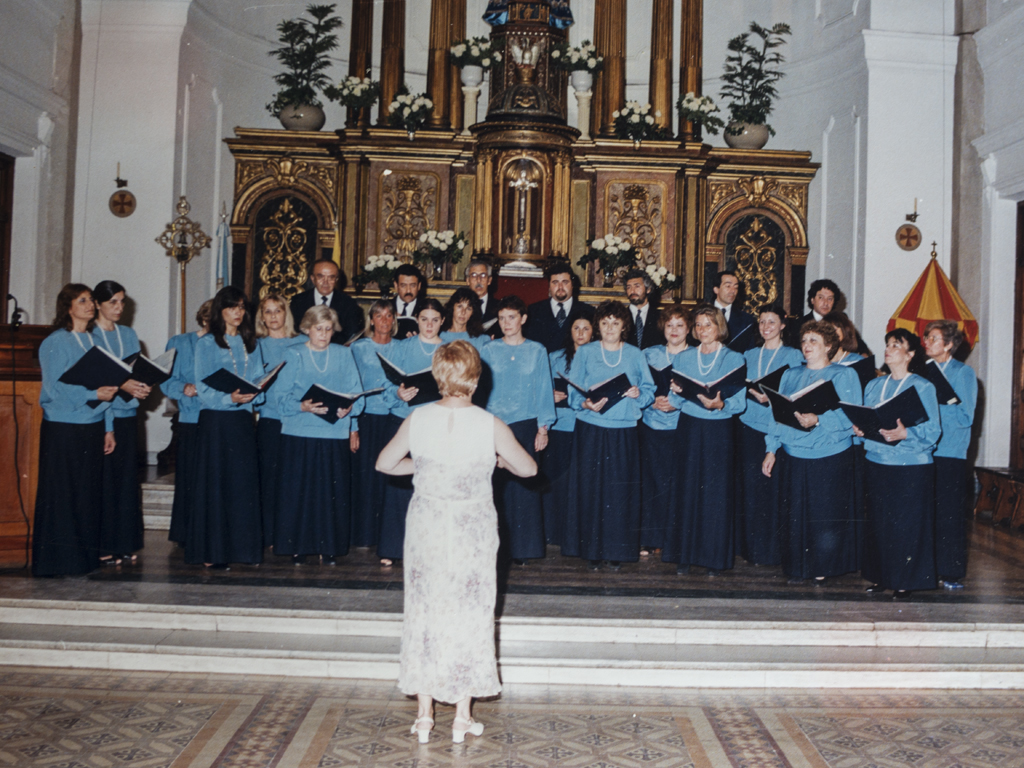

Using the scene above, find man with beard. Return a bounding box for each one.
[525,261,593,352]
[392,263,425,338]
[623,268,661,350]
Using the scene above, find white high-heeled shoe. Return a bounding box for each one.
[410,716,433,744]
[452,716,484,743]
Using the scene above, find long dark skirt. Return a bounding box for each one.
[378,414,409,561]
[186,409,262,565]
[494,419,545,560]
[662,414,735,571]
[563,421,641,562]
[735,421,780,566]
[862,461,937,591]
[852,443,867,564]
[169,422,198,545]
[351,413,391,548]
[100,415,142,557]
[779,447,859,578]
[257,417,283,548]
[540,429,573,547]
[934,456,968,582]
[274,434,352,557]
[639,421,678,551]
[32,420,104,576]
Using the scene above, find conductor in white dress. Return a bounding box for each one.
[376,340,536,745]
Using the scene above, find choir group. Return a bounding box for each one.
[31,261,977,599]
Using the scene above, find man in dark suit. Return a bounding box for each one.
[525,261,594,352]
[785,278,869,353]
[712,270,756,352]
[624,269,662,350]
[466,256,499,325]
[392,263,425,338]
[289,259,364,345]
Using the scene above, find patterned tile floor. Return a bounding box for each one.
[1,667,1023,768]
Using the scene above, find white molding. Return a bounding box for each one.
[974,2,1024,70]
[81,0,191,32]
[863,30,959,72]
[0,60,66,119]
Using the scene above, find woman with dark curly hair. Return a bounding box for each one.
[563,300,655,570]
[189,286,266,568]
[441,287,489,351]
[32,284,119,577]
[856,328,941,599]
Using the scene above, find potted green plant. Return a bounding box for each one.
[266,3,343,131]
[719,21,791,149]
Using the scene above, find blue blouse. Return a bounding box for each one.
[568,342,655,429]
[765,363,862,459]
[92,323,141,418]
[351,337,395,417]
[549,349,577,433]
[932,358,978,460]
[39,330,114,429]
[441,330,490,352]
[381,336,444,419]
[642,345,689,431]
[256,335,304,421]
[862,374,941,466]
[277,342,364,440]
[161,332,201,425]
[480,338,556,429]
[194,334,267,413]
[739,344,804,434]
[673,345,747,420]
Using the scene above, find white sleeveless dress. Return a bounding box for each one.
[398,403,502,703]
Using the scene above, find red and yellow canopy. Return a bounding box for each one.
[887,253,979,347]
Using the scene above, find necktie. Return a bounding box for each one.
[321,295,328,306]
[400,302,408,317]
[556,302,566,327]
[635,309,644,346]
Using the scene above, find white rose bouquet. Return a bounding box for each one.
[676,92,726,136]
[644,263,682,292]
[613,101,670,143]
[357,254,404,292]
[576,234,638,281]
[413,229,468,271]
[387,86,434,133]
[450,36,502,70]
[334,75,380,110]
[550,39,604,73]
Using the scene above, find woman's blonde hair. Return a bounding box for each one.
[692,304,729,342]
[255,294,296,338]
[432,340,481,397]
[299,304,341,334]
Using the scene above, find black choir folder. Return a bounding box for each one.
[376,353,441,406]
[746,365,789,400]
[562,373,632,414]
[202,361,286,396]
[116,349,177,400]
[762,379,841,432]
[846,355,878,390]
[553,375,570,408]
[648,365,673,398]
[670,364,747,405]
[59,345,133,391]
[839,386,930,445]
[300,385,384,424]
[919,359,961,405]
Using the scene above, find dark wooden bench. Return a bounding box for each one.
[974,467,1024,527]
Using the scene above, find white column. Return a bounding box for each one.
[72,0,190,458]
[860,7,957,353]
[574,90,592,142]
[461,86,480,136]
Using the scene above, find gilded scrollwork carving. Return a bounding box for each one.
[237,162,263,190]
[733,217,779,308]
[737,176,779,208]
[608,183,663,269]
[305,164,336,193]
[380,174,437,257]
[266,157,310,186]
[708,181,735,212]
[258,198,309,300]
[776,182,807,215]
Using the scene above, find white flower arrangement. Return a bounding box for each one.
[334,75,379,110]
[644,263,681,290]
[450,36,502,69]
[413,229,468,269]
[551,39,604,73]
[357,253,404,291]
[676,91,726,135]
[387,87,434,133]
[613,101,669,143]
[577,233,637,277]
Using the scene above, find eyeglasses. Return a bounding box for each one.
[467,271,489,279]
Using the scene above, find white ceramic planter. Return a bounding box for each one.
[278,104,326,131]
[461,65,484,88]
[723,122,770,149]
[570,70,594,92]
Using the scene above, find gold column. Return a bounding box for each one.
[593,0,626,137]
[378,0,405,126]
[648,0,673,131]
[426,0,454,130]
[551,153,572,258]
[473,150,494,252]
[679,0,703,139]
[448,0,466,134]
[347,0,374,128]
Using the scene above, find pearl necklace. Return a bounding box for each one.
[97,323,124,358]
[600,342,623,368]
[308,344,330,374]
[665,344,686,366]
[757,343,781,379]
[227,336,248,377]
[696,342,722,377]
[879,373,910,403]
[71,330,95,353]
[418,336,441,357]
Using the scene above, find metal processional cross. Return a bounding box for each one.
[509,169,538,254]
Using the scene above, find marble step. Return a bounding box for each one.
[141,481,172,531]
[2,599,1024,688]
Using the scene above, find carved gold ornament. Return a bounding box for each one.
[609,183,662,267]
[738,176,779,208]
[733,217,779,308]
[258,198,309,300]
[381,175,435,257]
[708,181,734,212]
[267,157,310,186]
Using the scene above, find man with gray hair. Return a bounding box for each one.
[465,256,499,327]
[624,268,661,350]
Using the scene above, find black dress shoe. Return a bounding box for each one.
[706,568,720,577]
[892,590,912,600]
[207,563,230,571]
[608,561,622,571]
[513,558,528,566]
[864,584,886,594]
[786,576,804,585]
[814,577,827,587]
[321,556,337,565]
[588,560,601,571]
[292,555,306,565]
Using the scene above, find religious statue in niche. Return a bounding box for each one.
[609,184,661,267]
[380,174,436,257]
[727,215,786,310]
[503,160,542,256]
[257,197,316,300]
